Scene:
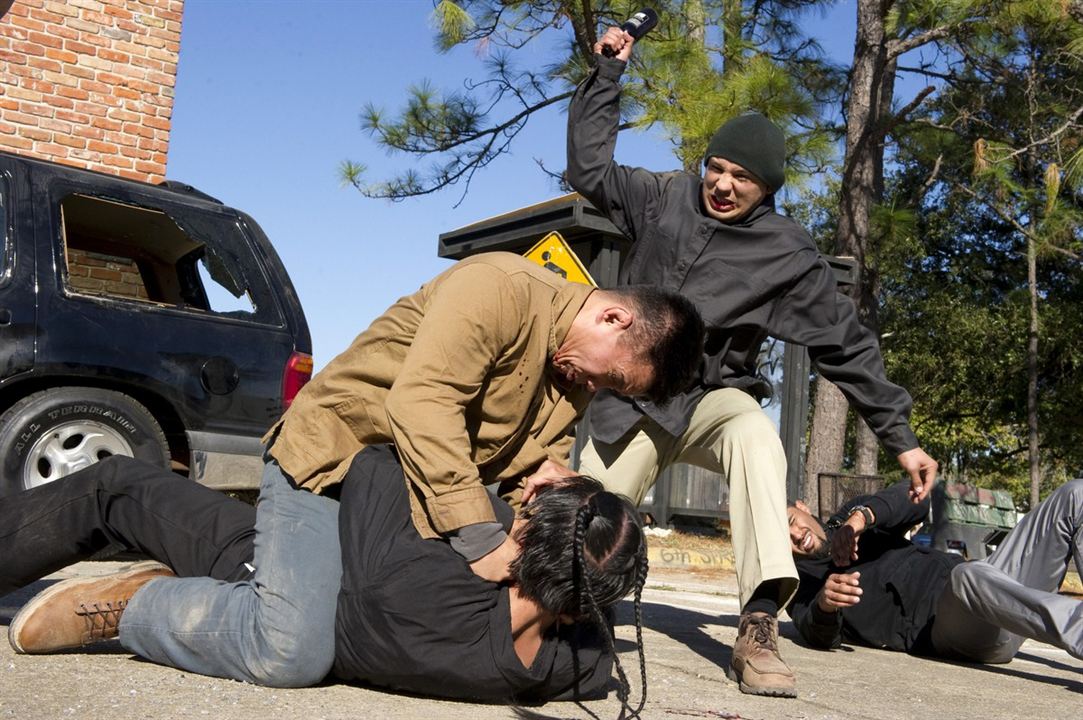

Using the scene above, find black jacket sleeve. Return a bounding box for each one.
[788,588,845,650]
[767,253,918,455]
[835,482,930,535]
[566,55,663,243]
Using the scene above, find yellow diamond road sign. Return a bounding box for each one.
[523,231,597,287]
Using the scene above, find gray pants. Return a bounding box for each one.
[931,478,1083,663]
[119,460,342,687]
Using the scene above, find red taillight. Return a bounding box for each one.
[282,351,314,410]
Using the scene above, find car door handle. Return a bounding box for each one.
[0,308,11,326]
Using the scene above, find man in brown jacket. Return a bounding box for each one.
[9,251,703,688]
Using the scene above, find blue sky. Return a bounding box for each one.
[167,1,858,367]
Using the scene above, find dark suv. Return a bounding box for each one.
[0,151,312,497]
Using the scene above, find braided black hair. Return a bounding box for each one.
[511,477,648,718]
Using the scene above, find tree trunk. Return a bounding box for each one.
[804,379,848,514]
[1027,230,1040,509]
[806,0,891,489]
[854,416,879,475]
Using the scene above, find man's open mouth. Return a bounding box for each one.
[708,195,733,212]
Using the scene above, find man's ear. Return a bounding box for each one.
[599,306,633,330]
[795,500,811,513]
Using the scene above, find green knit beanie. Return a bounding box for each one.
[703,112,786,192]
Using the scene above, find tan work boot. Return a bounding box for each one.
[9,561,174,654]
[726,611,797,697]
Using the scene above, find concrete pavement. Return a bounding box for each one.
[1,561,1080,719]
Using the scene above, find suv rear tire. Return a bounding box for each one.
[0,388,169,496]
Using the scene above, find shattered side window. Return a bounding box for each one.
[58,193,279,324]
[0,176,8,279]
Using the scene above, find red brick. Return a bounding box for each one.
[129,54,162,71]
[137,135,167,151]
[114,86,139,100]
[73,124,104,140]
[66,18,102,34]
[20,126,51,141]
[1,136,34,150]
[20,103,53,118]
[44,94,74,110]
[57,85,90,100]
[108,108,138,122]
[79,78,110,94]
[122,122,154,139]
[87,93,122,109]
[55,134,87,149]
[5,85,43,102]
[56,108,92,124]
[73,98,113,116]
[90,116,121,131]
[82,33,112,49]
[82,9,112,25]
[103,5,134,20]
[0,49,28,65]
[27,31,63,49]
[96,71,126,86]
[87,139,117,153]
[100,153,133,168]
[49,24,80,41]
[9,15,46,32]
[30,9,68,26]
[65,39,96,55]
[103,130,137,147]
[142,114,169,131]
[98,48,128,63]
[132,33,165,49]
[43,2,78,18]
[0,123,17,134]
[119,144,150,160]
[5,110,41,125]
[33,142,70,156]
[45,47,79,63]
[118,169,150,182]
[27,56,62,72]
[89,267,122,282]
[134,159,161,175]
[12,40,45,56]
[40,116,73,133]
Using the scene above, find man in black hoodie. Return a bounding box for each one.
[566,23,939,697]
[786,479,1083,663]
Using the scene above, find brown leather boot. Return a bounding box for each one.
[9,561,174,654]
[726,611,797,697]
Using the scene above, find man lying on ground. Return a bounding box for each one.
[4,446,648,712]
[0,251,702,691]
[785,479,1083,662]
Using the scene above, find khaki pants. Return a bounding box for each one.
[578,388,798,608]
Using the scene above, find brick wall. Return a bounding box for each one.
[0,0,184,184]
[66,247,150,300]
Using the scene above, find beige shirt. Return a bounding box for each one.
[265,252,593,538]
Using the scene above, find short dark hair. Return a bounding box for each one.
[511,476,647,716]
[610,285,705,404]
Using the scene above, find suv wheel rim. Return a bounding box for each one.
[22,420,134,489]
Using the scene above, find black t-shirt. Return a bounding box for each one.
[332,445,613,702]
